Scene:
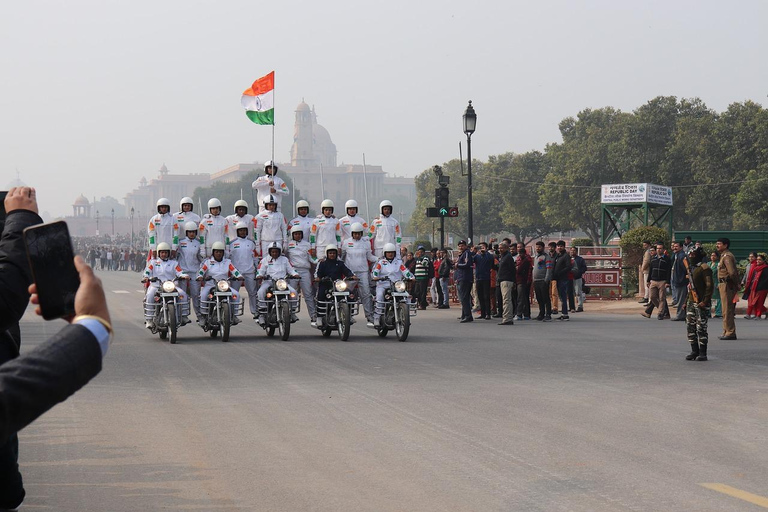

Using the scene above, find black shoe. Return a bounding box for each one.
[535,316,544,321]
[671,318,683,322]
[438,305,449,309]
[460,318,474,323]
[558,315,570,321]
[485,315,491,320]
[492,313,502,318]
[685,343,699,361]
[498,321,514,325]
[576,307,583,312]
[695,344,708,361]
[718,335,737,340]
[544,315,552,321]
[552,309,559,314]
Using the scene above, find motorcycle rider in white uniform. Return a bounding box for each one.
[142,242,190,328]
[288,199,313,241]
[176,221,204,322]
[255,242,300,325]
[148,198,179,258]
[341,222,378,327]
[371,243,414,326]
[252,160,289,213]
[310,199,341,261]
[198,198,230,259]
[255,194,288,258]
[285,225,317,325]
[368,199,402,258]
[196,241,242,326]
[229,222,260,320]
[339,199,368,242]
[175,196,201,244]
[226,199,257,243]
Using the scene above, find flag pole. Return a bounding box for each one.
[320,163,326,199]
[362,153,371,222]
[271,72,275,166]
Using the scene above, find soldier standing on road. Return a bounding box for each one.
[683,246,714,361]
[716,237,739,340]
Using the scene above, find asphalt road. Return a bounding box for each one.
[15,269,768,511]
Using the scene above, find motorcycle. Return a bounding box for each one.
[200,276,243,342]
[143,277,190,344]
[314,277,359,341]
[257,275,301,340]
[372,277,416,341]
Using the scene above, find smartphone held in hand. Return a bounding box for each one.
[24,221,80,320]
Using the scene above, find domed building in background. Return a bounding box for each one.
[72,194,91,218]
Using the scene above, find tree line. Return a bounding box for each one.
[408,96,768,245]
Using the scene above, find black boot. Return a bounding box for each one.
[695,343,708,361]
[685,343,699,360]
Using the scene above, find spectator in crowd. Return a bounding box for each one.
[515,244,533,320]
[496,242,516,326]
[413,246,431,310]
[533,241,552,321]
[643,242,671,320]
[429,248,440,307]
[455,241,474,323]
[744,253,768,319]
[552,241,572,321]
[682,236,694,254]
[570,247,587,312]
[638,240,652,304]
[437,249,452,309]
[473,242,494,320]
[709,251,722,318]
[548,242,560,315]
[670,242,689,321]
[404,251,416,295]
[432,250,444,308]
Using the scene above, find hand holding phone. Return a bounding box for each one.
[24,221,80,320]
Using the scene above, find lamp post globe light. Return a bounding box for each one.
[463,100,476,244]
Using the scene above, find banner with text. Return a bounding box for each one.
[600,183,673,205]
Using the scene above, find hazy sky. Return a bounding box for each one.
[2,0,766,216]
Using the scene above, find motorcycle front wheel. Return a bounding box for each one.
[279,301,291,341]
[168,303,178,344]
[221,302,231,342]
[338,302,351,341]
[396,302,410,342]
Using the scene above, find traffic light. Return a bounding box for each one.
[435,187,450,209]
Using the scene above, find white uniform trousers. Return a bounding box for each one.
[145,284,188,320]
[374,282,391,323]
[180,278,202,319]
[231,272,258,316]
[291,267,316,320]
[350,272,374,321]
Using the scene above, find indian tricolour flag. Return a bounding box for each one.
[241,71,274,125]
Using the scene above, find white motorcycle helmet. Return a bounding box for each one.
[183,221,198,233]
[345,199,358,214]
[267,241,282,256]
[324,244,339,258]
[211,241,226,251]
[263,194,278,209]
[383,242,397,260]
[234,199,248,213]
[157,242,171,259]
[380,199,393,215]
[290,225,304,239]
[350,222,365,234]
[320,199,334,213]
[179,197,194,210]
[156,198,171,213]
[235,221,248,236]
[296,199,309,210]
[264,160,278,175]
[208,198,222,213]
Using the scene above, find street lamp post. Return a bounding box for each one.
[95,210,100,236]
[130,207,135,249]
[463,100,477,245]
[111,208,115,237]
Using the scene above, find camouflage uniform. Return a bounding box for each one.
[684,258,714,361]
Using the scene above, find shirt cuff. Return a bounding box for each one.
[74,318,110,358]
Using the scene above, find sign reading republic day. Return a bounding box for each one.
[600,183,673,206]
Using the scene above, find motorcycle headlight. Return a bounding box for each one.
[276,279,288,291]
[162,281,176,293]
[217,280,230,292]
[394,280,407,293]
[334,280,347,292]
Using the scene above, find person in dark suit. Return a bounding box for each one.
[0,187,44,509]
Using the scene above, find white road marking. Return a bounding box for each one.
[113,290,130,294]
